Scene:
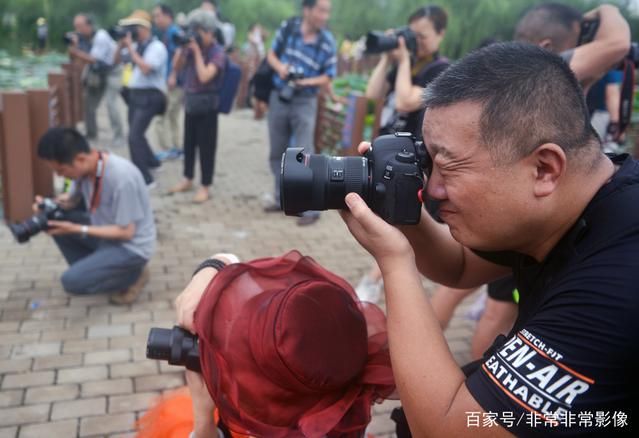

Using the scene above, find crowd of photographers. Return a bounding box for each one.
[15,0,639,435]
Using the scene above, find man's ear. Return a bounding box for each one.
[538,38,554,51]
[530,143,566,198]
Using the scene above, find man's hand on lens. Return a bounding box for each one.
[188,39,200,56]
[340,193,415,273]
[46,220,81,236]
[175,253,239,334]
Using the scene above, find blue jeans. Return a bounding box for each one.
[53,211,147,294]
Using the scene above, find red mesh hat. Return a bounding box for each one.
[194,251,396,437]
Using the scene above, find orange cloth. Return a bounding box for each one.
[136,388,252,438]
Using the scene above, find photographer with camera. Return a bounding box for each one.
[113,10,168,187]
[34,127,156,305]
[67,13,124,147]
[263,0,336,226]
[331,42,638,436]
[365,5,449,139]
[140,251,394,437]
[514,2,630,90]
[152,4,184,161]
[167,9,226,204]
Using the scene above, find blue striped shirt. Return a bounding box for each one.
[271,18,336,96]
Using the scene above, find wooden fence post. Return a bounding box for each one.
[27,89,54,198]
[0,92,36,222]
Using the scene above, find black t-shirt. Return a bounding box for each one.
[466,154,639,436]
[380,54,449,138]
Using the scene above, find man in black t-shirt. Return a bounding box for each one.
[340,42,635,436]
[365,5,449,138]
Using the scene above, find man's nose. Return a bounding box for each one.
[426,166,447,200]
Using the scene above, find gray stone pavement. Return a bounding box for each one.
[0,106,479,437]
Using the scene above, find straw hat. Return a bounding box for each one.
[119,10,152,29]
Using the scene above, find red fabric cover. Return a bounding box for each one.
[194,251,396,437]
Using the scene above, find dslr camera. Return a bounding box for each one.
[146,326,200,372]
[62,32,78,45]
[9,198,66,244]
[280,132,431,225]
[365,27,418,56]
[108,25,138,41]
[279,66,305,103]
[172,28,200,46]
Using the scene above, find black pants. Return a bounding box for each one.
[183,110,219,186]
[128,89,165,184]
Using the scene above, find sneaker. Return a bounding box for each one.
[110,266,150,305]
[355,274,383,303]
[155,151,172,161]
[167,148,183,160]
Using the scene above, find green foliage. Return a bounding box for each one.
[1,0,638,59]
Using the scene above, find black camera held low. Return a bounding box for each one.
[9,198,66,244]
[146,326,200,372]
[62,32,78,45]
[365,27,418,56]
[280,132,431,225]
[108,25,139,42]
[279,66,305,103]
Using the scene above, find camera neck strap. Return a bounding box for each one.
[89,151,108,213]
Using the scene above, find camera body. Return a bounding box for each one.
[280,132,430,225]
[108,25,139,42]
[365,27,418,56]
[62,32,78,46]
[9,198,65,244]
[278,66,305,103]
[172,28,201,46]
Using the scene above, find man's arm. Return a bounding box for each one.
[605,82,621,124]
[394,38,427,113]
[341,193,511,436]
[47,221,136,241]
[365,54,391,100]
[570,4,630,89]
[267,48,289,80]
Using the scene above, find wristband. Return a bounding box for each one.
[80,225,89,238]
[192,258,227,278]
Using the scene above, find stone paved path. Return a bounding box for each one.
[0,106,479,437]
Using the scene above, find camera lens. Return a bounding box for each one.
[146,326,200,372]
[280,148,370,215]
[8,213,48,244]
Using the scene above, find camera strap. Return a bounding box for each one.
[89,151,107,213]
[617,59,635,142]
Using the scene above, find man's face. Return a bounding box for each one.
[152,8,171,30]
[410,17,444,59]
[136,25,151,42]
[422,102,534,252]
[45,156,87,180]
[305,0,331,31]
[73,16,92,38]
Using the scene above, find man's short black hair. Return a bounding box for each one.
[408,5,447,34]
[37,127,90,164]
[156,4,174,19]
[423,42,599,163]
[514,2,582,50]
[302,0,318,9]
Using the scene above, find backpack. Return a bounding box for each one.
[251,18,297,104]
[218,57,242,114]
